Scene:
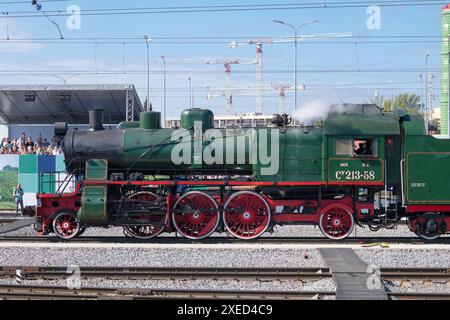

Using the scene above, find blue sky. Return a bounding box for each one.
[0,0,445,117]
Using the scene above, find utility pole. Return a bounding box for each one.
[273,19,319,121]
[420,74,424,116]
[144,34,152,111]
[188,77,193,108]
[161,55,166,127]
[230,31,350,116]
[425,53,430,126]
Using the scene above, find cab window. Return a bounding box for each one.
[353,139,377,157]
[335,138,378,157]
[335,138,353,156]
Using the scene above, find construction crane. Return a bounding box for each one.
[229,33,352,114]
[157,58,256,114]
[271,83,305,114]
[207,83,302,115]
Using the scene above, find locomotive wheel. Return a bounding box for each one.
[52,211,80,240]
[123,192,167,240]
[172,191,220,240]
[319,205,355,240]
[413,218,441,241]
[414,230,440,241]
[223,191,271,240]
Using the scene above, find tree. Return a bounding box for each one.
[366,93,422,114]
[393,93,421,115]
[365,95,391,111]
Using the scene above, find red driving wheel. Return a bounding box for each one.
[123,192,167,239]
[172,191,220,240]
[319,205,355,240]
[52,211,80,240]
[223,191,271,240]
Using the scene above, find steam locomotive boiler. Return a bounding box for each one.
[35,104,450,241]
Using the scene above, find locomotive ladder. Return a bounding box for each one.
[319,248,388,300]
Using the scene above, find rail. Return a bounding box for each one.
[0,266,448,282]
[0,284,448,300]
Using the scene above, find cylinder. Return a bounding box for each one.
[140,111,161,129]
[54,122,68,137]
[89,109,104,131]
[180,108,214,130]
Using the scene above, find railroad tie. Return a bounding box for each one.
[319,248,388,300]
[0,218,35,235]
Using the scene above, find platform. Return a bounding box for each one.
[319,248,388,300]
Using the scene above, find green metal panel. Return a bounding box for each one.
[18,173,38,193]
[85,159,108,180]
[405,153,450,203]
[79,185,108,225]
[255,128,323,182]
[327,158,384,183]
[19,155,37,174]
[324,114,400,136]
[403,115,426,135]
[325,135,393,185]
[404,134,450,204]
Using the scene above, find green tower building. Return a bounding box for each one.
[441,5,450,136]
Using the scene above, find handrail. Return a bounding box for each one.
[400,159,405,207]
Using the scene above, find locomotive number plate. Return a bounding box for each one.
[328,158,384,183]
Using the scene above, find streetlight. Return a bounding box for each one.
[161,55,167,127]
[388,80,394,111]
[420,74,424,116]
[188,77,193,108]
[144,34,152,111]
[273,19,319,120]
[425,53,430,126]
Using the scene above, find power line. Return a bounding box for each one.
[0,40,443,45]
[0,1,448,18]
[0,0,68,4]
[0,68,440,76]
[0,35,443,40]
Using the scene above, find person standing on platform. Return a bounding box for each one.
[13,184,24,215]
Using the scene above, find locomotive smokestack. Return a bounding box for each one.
[89,108,104,131]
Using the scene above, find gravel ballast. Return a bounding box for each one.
[355,249,450,268]
[0,247,325,268]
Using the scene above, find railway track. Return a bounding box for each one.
[0,284,448,300]
[1,266,449,282]
[0,235,449,244]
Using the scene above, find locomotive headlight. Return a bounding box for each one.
[360,208,370,215]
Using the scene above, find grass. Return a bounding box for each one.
[0,202,15,210]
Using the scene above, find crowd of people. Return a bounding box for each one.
[0,133,63,155]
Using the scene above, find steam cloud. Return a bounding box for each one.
[291,100,344,124]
